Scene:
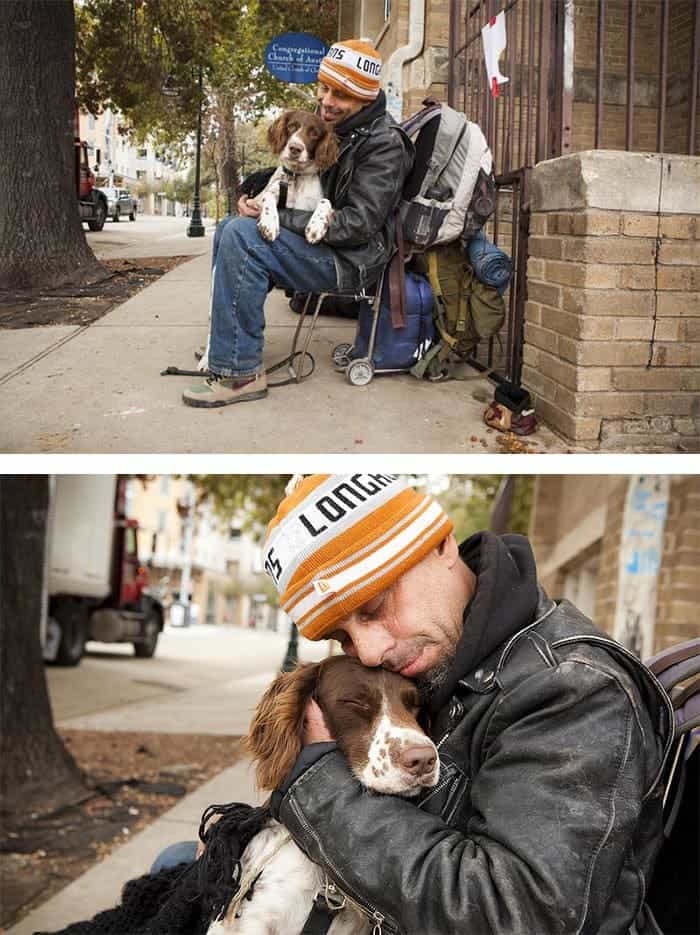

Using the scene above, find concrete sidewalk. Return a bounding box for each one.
[0,233,571,453]
[8,760,264,935]
[8,629,329,934]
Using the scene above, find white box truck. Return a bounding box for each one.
[44,475,164,666]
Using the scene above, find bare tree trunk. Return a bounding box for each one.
[217,101,238,215]
[205,136,221,223]
[0,1,104,291]
[0,476,86,820]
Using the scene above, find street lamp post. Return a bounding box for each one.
[280,620,299,672]
[162,67,205,237]
[175,481,196,626]
[187,64,205,238]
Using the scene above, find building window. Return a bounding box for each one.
[88,114,95,129]
[136,169,147,180]
[158,510,167,533]
[160,476,170,495]
[362,0,389,39]
[138,147,148,159]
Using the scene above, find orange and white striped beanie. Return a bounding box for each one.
[318,40,382,101]
[263,474,453,641]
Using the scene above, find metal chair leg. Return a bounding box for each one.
[364,271,386,364]
[287,292,327,383]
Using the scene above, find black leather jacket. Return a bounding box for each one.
[278,535,674,935]
[278,91,414,293]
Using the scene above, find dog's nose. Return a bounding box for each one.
[400,745,437,774]
[288,143,303,158]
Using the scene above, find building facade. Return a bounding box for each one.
[529,474,700,658]
[124,476,282,631]
[339,0,699,451]
[78,109,189,216]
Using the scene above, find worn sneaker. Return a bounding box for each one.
[182,371,268,408]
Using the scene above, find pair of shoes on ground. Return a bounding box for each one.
[183,370,268,407]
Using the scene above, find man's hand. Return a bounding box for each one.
[237,195,261,218]
[303,698,334,745]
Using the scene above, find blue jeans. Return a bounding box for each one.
[150,840,198,873]
[208,216,340,377]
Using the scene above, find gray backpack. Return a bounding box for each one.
[400,99,494,250]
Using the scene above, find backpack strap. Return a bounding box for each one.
[426,250,458,351]
[646,637,700,735]
[646,636,700,683]
[388,214,407,329]
[401,100,442,137]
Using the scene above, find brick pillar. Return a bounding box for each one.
[655,477,700,652]
[524,151,700,451]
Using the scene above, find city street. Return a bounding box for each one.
[84,213,215,261]
[48,622,330,736]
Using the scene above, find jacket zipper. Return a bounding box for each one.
[437,731,451,749]
[289,796,398,934]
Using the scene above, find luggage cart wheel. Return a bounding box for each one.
[347,358,374,386]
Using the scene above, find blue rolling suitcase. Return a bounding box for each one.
[341,271,435,384]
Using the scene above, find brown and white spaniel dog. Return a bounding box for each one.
[206,656,439,935]
[196,110,338,373]
[255,109,339,245]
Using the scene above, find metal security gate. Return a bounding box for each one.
[448,0,554,386]
[447,0,700,385]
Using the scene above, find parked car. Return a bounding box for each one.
[98,186,137,222]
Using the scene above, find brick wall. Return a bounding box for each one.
[572,0,698,155]
[526,150,700,450]
[531,474,611,598]
[532,476,700,654]
[655,477,700,651]
[592,479,627,636]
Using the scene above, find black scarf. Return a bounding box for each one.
[37,804,270,935]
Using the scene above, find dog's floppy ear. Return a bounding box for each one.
[315,128,339,171]
[245,662,320,791]
[267,113,288,155]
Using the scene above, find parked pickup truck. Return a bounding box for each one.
[99,186,138,222]
[44,475,163,666]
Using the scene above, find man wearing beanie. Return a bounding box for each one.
[183,40,413,409]
[263,474,672,935]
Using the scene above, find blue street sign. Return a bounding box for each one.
[264,32,328,84]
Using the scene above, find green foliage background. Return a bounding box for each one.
[75,0,339,144]
[189,475,534,543]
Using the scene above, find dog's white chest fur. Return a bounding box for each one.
[279,170,324,212]
[206,820,369,935]
[255,168,333,245]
